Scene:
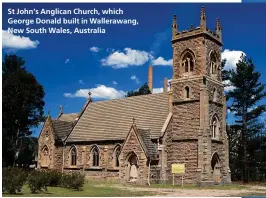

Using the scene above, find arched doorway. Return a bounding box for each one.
[211,152,221,183]
[126,152,139,182]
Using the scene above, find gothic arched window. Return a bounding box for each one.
[114,146,121,167]
[184,86,190,99]
[213,88,217,102]
[211,116,219,138]
[92,146,100,167]
[182,51,195,73]
[210,52,218,74]
[42,145,49,166]
[70,147,77,166]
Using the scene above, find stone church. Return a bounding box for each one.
[38,7,231,185]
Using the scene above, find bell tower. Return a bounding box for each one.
[167,6,231,184]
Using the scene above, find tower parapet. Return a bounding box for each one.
[171,6,222,44]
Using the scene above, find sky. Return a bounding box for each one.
[2,3,266,136]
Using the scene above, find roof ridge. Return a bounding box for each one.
[90,92,168,105]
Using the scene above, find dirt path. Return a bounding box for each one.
[105,184,266,197]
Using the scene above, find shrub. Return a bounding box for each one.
[27,170,49,193]
[46,170,62,186]
[60,173,72,188]
[60,172,85,191]
[2,167,27,194]
[68,172,85,191]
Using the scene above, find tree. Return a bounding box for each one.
[126,83,151,97]
[16,136,38,168]
[226,54,266,183]
[2,54,45,166]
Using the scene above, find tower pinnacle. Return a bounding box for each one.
[172,14,178,39]
[216,17,222,41]
[200,6,206,30]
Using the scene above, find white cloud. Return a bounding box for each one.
[101,48,150,69]
[223,80,236,92]
[78,80,85,84]
[65,59,70,64]
[112,81,117,85]
[130,75,140,84]
[64,85,126,100]
[2,30,40,49]
[221,49,245,70]
[152,88,164,94]
[152,57,173,66]
[90,46,100,53]
[152,86,170,94]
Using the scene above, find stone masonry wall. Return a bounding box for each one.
[53,146,63,170]
[172,36,205,79]
[211,142,227,181]
[171,101,200,140]
[172,79,202,101]
[38,119,55,169]
[63,142,122,171]
[205,39,222,81]
[167,140,199,184]
[207,80,224,105]
[120,129,148,184]
[209,103,224,138]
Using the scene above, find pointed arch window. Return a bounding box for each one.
[184,86,190,99]
[211,116,220,138]
[114,146,121,167]
[213,87,217,102]
[42,145,49,166]
[210,52,218,74]
[182,51,195,73]
[92,146,100,167]
[71,147,77,166]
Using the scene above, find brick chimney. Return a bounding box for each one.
[148,65,153,92]
[163,78,168,93]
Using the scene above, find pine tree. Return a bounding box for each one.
[227,54,266,183]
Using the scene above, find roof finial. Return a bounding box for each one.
[48,110,51,116]
[200,6,207,30]
[133,117,136,125]
[59,105,63,114]
[190,24,194,30]
[172,14,178,39]
[88,92,92,100]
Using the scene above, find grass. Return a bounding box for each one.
[2,181,154,197]
[3,180,266,197]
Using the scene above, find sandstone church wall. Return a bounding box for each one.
[38,120,55,169]
[172,37,205,78]
[120,130,148,184]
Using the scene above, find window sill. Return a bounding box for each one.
[85,166,103,170]
[211,138,223,144]
[64,166,80,169]
[107,168,119,172]
[40,165,48,168]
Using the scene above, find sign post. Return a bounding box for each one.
[171,164,185,188]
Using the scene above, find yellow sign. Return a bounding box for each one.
[172,164,185,174]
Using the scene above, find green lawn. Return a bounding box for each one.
[3,180,266,197]
[2,181,154,197]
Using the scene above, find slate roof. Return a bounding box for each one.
[58,113,78,122]
[138,128,158,160]
[68,93,169,142]
[52,120,73,141]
